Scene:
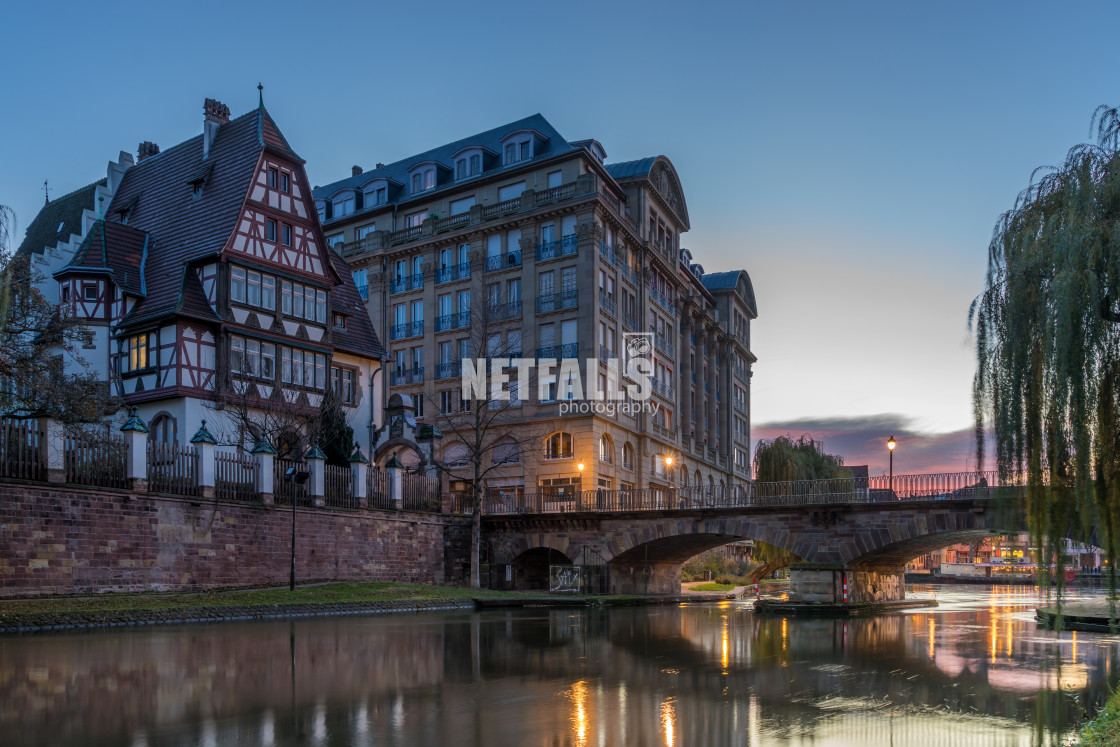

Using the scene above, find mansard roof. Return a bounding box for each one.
[702,270,758,317]
[607,155,690,231]
[327,247,384,359]
[58,220,149,298]
[15,179,105,260]
[107,108,269,328]
[314,114,574,216]
[605,157,659,181]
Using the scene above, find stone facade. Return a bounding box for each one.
[0,483,470,597]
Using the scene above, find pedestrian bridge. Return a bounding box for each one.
[480,472,1059,598]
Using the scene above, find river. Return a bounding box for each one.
[1,586,1116,746]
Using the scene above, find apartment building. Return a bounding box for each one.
[314,115,755,497]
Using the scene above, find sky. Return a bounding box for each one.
[1,0,1116,475]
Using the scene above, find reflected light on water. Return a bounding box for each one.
[721,615,730,670]
[260,710,275,746]
[928,619,935,660]
[569,679,589,746]
[661,698,676,747]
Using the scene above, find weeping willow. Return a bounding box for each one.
[751,435,852,578]
[972,105,1120,611]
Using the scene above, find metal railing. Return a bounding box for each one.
[148,441,199,496]
[402,472,441,512]
[650,286,676,315]
[390,273,423,294]
[485,251,522,272]
[0,419,42,481]
[435,262,471,284]
[654,333,675,358]
[481,471,1016,516]
[537,343,578,359]
[368,466,391,510]
[436,361,462,379]
[489,300,522,320]
[536,234,579,261]
[599,290,616,316]
[65,427,127,489]
[536,289,578,313]
[391,367,425,386]
[215,451,257,502]
[436,311,470,332]
[390,320,424,340]
[324,464,357,509]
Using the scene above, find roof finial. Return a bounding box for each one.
[43,179,49,205]
[258,82,264,109]
[97,195,104,219]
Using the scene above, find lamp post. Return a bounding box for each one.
[664,455,676,508]
[887,436,897,497]
[285,461,311,592]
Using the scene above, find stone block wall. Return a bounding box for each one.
[788,564,907,603]
[0,483,471,597]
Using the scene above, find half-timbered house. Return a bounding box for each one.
[18,96,384,455]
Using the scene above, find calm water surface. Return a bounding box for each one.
[2,585,1117,746]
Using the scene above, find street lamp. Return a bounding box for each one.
[664,455,676,508]
[887,436,897,497]
[285,462,310,592]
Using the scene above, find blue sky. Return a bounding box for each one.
[2,0,1115,471]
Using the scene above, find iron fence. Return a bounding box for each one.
[402,472,441,512]
[147,441,199,496]
[65,427,127,489]
[324,464,357,509]
[368,466,392,510]
[215,451,258,502]
[0,419,43,481]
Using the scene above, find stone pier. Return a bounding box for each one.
[788,563,906,603]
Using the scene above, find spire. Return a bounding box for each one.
[43,179,49,205]
[258,82,264,110]
[257,82,265,147]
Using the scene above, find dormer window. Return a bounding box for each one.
[332,191,355,218]
[315,201,327,222]
[456,154,481,180]
[411,168,436,194]
[504,140,531,164]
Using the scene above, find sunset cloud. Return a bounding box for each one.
[751,414,993,477]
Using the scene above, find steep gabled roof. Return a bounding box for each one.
[15,179,105,259]
[313,114,574,218]
[57,220,150,298]
[326,246,384,359]
[109,109,265,328]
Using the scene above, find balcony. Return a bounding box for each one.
[620,263,639,286]
[436,311,470,332]
[599,289,616,316]
[650,377,675,400]
[435,262,470,284]
[536,234,578,262]
[734,399,748,415]
[734,364,750,381]
[355,284,369,300]
[537,343,578,359]
[536,289,578,313]
[389,320,424,340]
[435,361,462,380]
[489,300,522,321]
[622,313,638,332]
[650,286,676,316]
[654,333,675,358]
[599,344,617,360]
[599,240,619,266]
[485,250,522,272]
[390,273,423,294]
[391,367,424,386]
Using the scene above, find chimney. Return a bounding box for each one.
[352,165,363,177]
[375,162,385,169]
[202,98,230,159]
[137,141,160,162]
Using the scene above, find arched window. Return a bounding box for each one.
[622,442,634,470]
[599,434,613,462]
[719,479,726,498]
[443,442,469,468]
[695,469,702,489]
[492,439,520,465]
[681,470,690,488]
[544,432,573,460]
[149,413,177,444]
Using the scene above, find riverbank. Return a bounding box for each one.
[0,581,745,634]
[1036,598,1120,633]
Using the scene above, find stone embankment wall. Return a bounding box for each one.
[0,483,471,597]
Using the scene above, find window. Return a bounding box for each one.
[504,139,532,164]
[150,414,177,444]
[544,432,573,460]
[364,186,387,206]
[326,233,344,248]
[599,434,613,462]
[262,276,275,310]
[411,168,436,193]
[623,443,634,469]
[547,170,562,189]
[332,193,355,217]
[497,181,525,202]
[331,366,356,404]
[83,284,97,301]
[405,211,427,228]
[492,440,519,464]
[279,280,326,322]
[231,267,246,303]
[265,219,276,242]
[268,168,278,188]
[440,389,455,414]
[333,313,347,330]
[61,286,70,302]
[124,334,149,373]
[282,223,292,247]
[357,223,376,240]
[449,196,475,216]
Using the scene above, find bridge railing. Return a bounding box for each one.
[481,471,1021,516]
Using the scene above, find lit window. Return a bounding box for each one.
[544,432,573,460]
[125,334,149,372]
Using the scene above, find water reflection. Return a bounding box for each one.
[1,586,1116,746]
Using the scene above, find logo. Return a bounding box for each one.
[624,331,653,359]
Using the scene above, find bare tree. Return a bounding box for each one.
[424,293,542,588]
[0,245,107,423]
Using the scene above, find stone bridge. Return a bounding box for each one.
[484,496,1031,600]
